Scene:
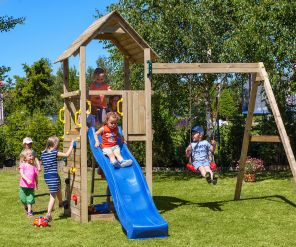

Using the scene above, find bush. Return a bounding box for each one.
[0,110,60,161]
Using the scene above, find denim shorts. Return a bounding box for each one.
[102,145,120,155]
[192,160,210,169]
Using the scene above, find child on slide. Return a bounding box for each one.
[94,112,132,168]
[185,125,217,184]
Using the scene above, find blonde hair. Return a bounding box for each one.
[20,149,33,162]
[43,136,59,152]
[105,112,120,124]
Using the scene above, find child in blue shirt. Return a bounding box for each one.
[185,125,217,184]
[40,136,74,222]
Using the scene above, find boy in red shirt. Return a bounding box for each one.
[88,68,111,126]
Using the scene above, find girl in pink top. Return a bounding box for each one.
[19,149,38,217]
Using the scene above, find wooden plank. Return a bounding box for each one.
[124,56,130,90]
[144,48,153,193]
[152,63,261,74]
[64,141,81,149]
[124,42,139,51]
[89,90,125,96]
[79,46,88,223]
[70,206,81,218]
[61,90,80,99]
[235,74,259,200]
[127,91,134,135]
[131,50,145,60]
[100,25,125,34]
[122,91,128,141]
[127,135,146,141]
[66,173,82,182]
[114,15,158,60]
[132,92,140,134]
[116,33,132,43]
[89,213,115,221]
[62,166,81,176]
[65,158,81,166]
[64,130,80,135]
[63,59,71,131]
[138,91,146,134]
[127,47,143,56]
[109,37,135,61]
[260,63,296,182]
[67,155,82,163]
[118,37,135,46]
[250,135,281,143]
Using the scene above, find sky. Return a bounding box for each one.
[0,0,118,81]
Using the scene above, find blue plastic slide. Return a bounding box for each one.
[87,127,168,239]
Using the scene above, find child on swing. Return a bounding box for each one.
[185,125,217,184]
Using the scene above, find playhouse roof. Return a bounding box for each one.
[55,11,158,64]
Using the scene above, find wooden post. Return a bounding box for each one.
[234,73,259,200]
[144,48,153,192]
[90,157,96,205]
[122,91,128,141]
[79,46,88,222]
[63,59,71,216]
[124,56,130,90]
[63,59,70,131]
[259,63,296,182]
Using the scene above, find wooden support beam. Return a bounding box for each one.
[63,59,71,132]
[63,59,71,217]
[122,91,128,142]
[61,90,81,99]
[89,90,125,96]
[152,63,261,74]
[124,56,130,90]
[250,135,281,143]
[144,48,153,193]
[235,73,259,200]
[127,135,146,141]
[259,63,296,182]
[100,26,125,34]
[79,46,88,223]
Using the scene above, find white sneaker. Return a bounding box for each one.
[120,159,132,168]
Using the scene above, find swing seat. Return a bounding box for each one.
[185,162,217,173]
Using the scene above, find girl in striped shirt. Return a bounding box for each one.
[40,136,74,221]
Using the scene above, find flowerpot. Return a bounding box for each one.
[244,173,256,182]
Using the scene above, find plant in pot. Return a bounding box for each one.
[236,157,265,182]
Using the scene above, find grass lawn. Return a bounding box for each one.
[1,169,296,246]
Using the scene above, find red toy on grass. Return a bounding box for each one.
[33,216,49,228]
[185,162,217,173]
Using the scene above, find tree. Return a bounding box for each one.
[13,58,54,114]
[0,15,25,80]
[0,15,25,33]
[98,0,296,166]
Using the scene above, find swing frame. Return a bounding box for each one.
[150,62,296,200]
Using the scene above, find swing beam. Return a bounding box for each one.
[149,62,296,200]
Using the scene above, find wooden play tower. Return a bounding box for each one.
[55,11,296,223]
[55,11,157,222]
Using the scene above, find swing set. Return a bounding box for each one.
[148,62,296,200]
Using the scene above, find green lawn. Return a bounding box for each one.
[1,169,296,246]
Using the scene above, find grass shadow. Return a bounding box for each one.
[154,170,293,182]
[154,194,296,213]
[33,209,47,215]
[153,196,191,213]
[35,193,50,198]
